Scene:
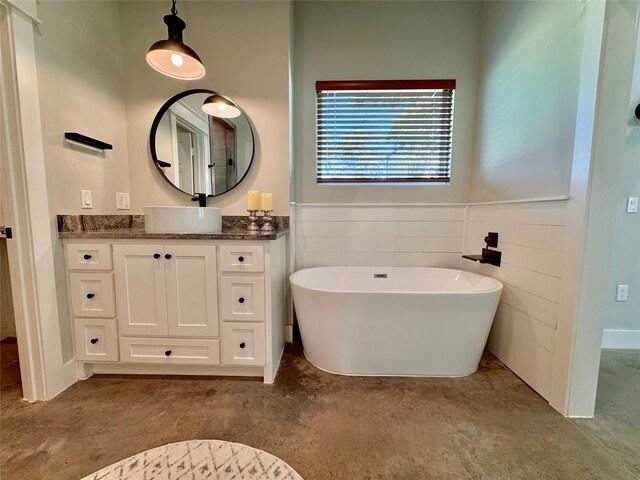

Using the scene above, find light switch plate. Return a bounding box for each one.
[81,190,92,209]
[626,197,638,213]
[116,192,130,210]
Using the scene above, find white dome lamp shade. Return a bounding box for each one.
[202,95,242,118]
[146,0,205,80]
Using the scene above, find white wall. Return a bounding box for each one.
[34,0,131,362]
[120,0,291,215]
[471,1,587,202]
[292,199,569,402]
[465,201,568,399]
[295,205,465,270]
[289,0,605,411]
[293,1,482,204]
[602,17,640,347]
[34,1,131,214]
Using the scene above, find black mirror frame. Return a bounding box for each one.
[149,88,255,198]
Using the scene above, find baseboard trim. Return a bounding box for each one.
[602,329,640,349]
[63,359,78,387]
[284,324,293,343]
[91,363,264,378]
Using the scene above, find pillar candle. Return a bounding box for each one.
[247,191,259,211]
[261,193,273,211]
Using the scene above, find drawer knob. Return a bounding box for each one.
[239,342,246,349]
[90,338,99,344]
[238,256,244,262]
[154,253,161,259]
[165,350,172,356]
[238,297,245,304]
[83,254,92,260]
[86,293,95,299]
[165,254,172,260]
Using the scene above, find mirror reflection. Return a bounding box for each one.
[151,90,254,196]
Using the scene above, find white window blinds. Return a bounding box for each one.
[316,80,455,184]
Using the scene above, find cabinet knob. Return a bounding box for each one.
[165,254,172,260]
[154,253,161,259]
[165,350,172,356]
[83,254,92,260]
[238,256,244,262]
[90,338,98,344]
[239,342,246,349]
[86,293,95,299]
[238,297,245,304]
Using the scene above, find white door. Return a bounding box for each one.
[165,245,219,337]
[113,245,168,336]
[176,128,194,193]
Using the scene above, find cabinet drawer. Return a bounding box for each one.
[219,245,264,273]
[220,276,265,322]
[74,318,118,362]
[70,273,116,318]
[119,338,220,365]
[66,244,112,270]
[222,323,265,366]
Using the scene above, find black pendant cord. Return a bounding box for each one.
[171,0,177,16]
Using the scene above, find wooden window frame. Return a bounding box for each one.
[316,79,456,185]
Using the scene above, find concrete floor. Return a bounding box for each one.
[572,349,640,478]
[1,343,638,480]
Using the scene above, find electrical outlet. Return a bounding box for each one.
[616,284,629,302]
[627,197,638,213]
[116,192,130,210]
[81,190,92,209]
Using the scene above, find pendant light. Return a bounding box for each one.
[146,0,205,80]
[202,95,242,118]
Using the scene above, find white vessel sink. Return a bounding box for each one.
[144,206,222,234]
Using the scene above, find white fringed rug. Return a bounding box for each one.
[81,440,303,480]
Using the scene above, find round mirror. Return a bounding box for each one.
[150,89,254,197]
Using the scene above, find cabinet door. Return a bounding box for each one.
[222,322,265,366]
[66,243,112,270]
[114,245,168,336]
[220,276,265,322]
[219,245,264,272]
[165,245,219,337]
[119,338,220,365]
[69,273,116,318]
[74,318,119,362]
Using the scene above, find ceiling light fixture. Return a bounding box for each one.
[146,0,205,80]
[202,95,242,118]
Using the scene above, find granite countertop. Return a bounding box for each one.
[57,215,289,241]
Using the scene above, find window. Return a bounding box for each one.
[316,80,455,184]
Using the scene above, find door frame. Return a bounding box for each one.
[0,0,68,400]
[550,0,640,417]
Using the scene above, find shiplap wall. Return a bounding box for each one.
[463,201,568,399]
[292,199,568,402]
[295,205,466,269]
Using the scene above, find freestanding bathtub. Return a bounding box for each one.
[290,267,503,377]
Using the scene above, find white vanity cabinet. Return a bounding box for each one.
[64,237,287,383]
[66,243,119,364]
[113,244,219,337]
